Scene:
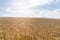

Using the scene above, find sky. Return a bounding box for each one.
[0,0,60,18]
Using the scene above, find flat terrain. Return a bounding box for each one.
[0,18,60,40]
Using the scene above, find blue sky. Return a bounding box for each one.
[0,0,60,18]
[33,0,60,10]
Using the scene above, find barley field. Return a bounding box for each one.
[0,18,60,40]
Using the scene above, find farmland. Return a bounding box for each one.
[0,18,60,40]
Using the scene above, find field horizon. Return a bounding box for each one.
[0,17,60,40]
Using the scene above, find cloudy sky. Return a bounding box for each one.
[0,0,60,18]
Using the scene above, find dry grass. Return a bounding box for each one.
[0,18,60,40]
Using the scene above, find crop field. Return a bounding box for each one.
[0,18,60,40]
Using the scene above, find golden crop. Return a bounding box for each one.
[0,18,60,40]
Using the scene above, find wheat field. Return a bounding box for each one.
[0,18,60,40]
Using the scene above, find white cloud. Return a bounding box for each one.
[10,0,53,8]
[4,0,60,19]
[32,9,60,18]
[5,8,60,19]
[6,8,11,12]
[5,0,53,13]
